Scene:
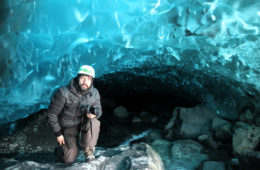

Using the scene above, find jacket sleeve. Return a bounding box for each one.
[94,89,102,119]
[47,88,66,137]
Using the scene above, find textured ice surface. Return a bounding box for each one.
[0,0,260,123]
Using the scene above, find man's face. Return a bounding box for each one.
[78,75,92,91]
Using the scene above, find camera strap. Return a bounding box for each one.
[79,117,94,148]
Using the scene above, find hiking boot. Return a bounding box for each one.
[54,147,64,163]
[83,147,95,162]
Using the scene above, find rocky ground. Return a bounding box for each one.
[0,96,260,170]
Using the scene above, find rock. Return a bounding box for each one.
[171,139,204,158]
[239,110,254,124]
[164,107,182,139]
[239,150,260,170]
[230,158,239,167]
[170,139,208,170]
[150,139,173,169]
[232,121,250,131]
[215,123,232,142]
[140,111,158,123]
[232,126,260,155]
[211,118,230,131]
[151,116,158,123]
[198,134,219,149]
[211,117,232,142]
[151,139,171,157]
[165,106,217,139]
[113,106,129,118]
[132,116,142,124]
[202,161,225,170]
[125,144,163,170]
[0,110,56,155]
[179,106,217,138]
[164,107,179,131]
[2,143,164,170]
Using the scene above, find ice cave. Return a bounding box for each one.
[0,0,260,169]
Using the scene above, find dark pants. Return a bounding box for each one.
[55,118,100,163]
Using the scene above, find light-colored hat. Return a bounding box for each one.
[78,65,95,78]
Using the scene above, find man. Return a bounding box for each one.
[47,65,102,163]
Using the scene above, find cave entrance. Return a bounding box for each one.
[98,92,199,147]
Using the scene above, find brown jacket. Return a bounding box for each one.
[47,77,102,136]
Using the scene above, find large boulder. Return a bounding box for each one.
[171,139,205,158]
[165,106,217,139]
[113,106,129,118]
[170,139,208,169]
[232,125,260,155]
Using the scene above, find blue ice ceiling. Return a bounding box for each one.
[0,0,260,124]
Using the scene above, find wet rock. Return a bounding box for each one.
[211,118,230,131]
[125,144,163,170]
[113,106,129,118]
[151,139,171,158]
[179,106,217,138]
[239,110,254,124]
[170,139,208,169]
[230,158,239,167]
[171,139,205,158]
[232,121,250,131]
[215,123,232,142]
[165,106,217,139]
[164,107,180,139]
[198,134,219,149]
[202,161,225,170]
[211,117,232,142]
[232,126,260,155]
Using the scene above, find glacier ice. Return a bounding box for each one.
[0,0,260,124]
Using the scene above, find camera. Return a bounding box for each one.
[81,105,97,115]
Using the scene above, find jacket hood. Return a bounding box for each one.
[68,77,94,96]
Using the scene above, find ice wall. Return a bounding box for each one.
[0,0,260,124]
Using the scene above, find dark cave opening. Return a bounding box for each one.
[94,73,201,147]
[98,93,198,147]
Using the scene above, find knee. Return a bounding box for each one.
[64,157,76,164]
[64,148,78,163]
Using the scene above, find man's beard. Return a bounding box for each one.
[79,84,89,91]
